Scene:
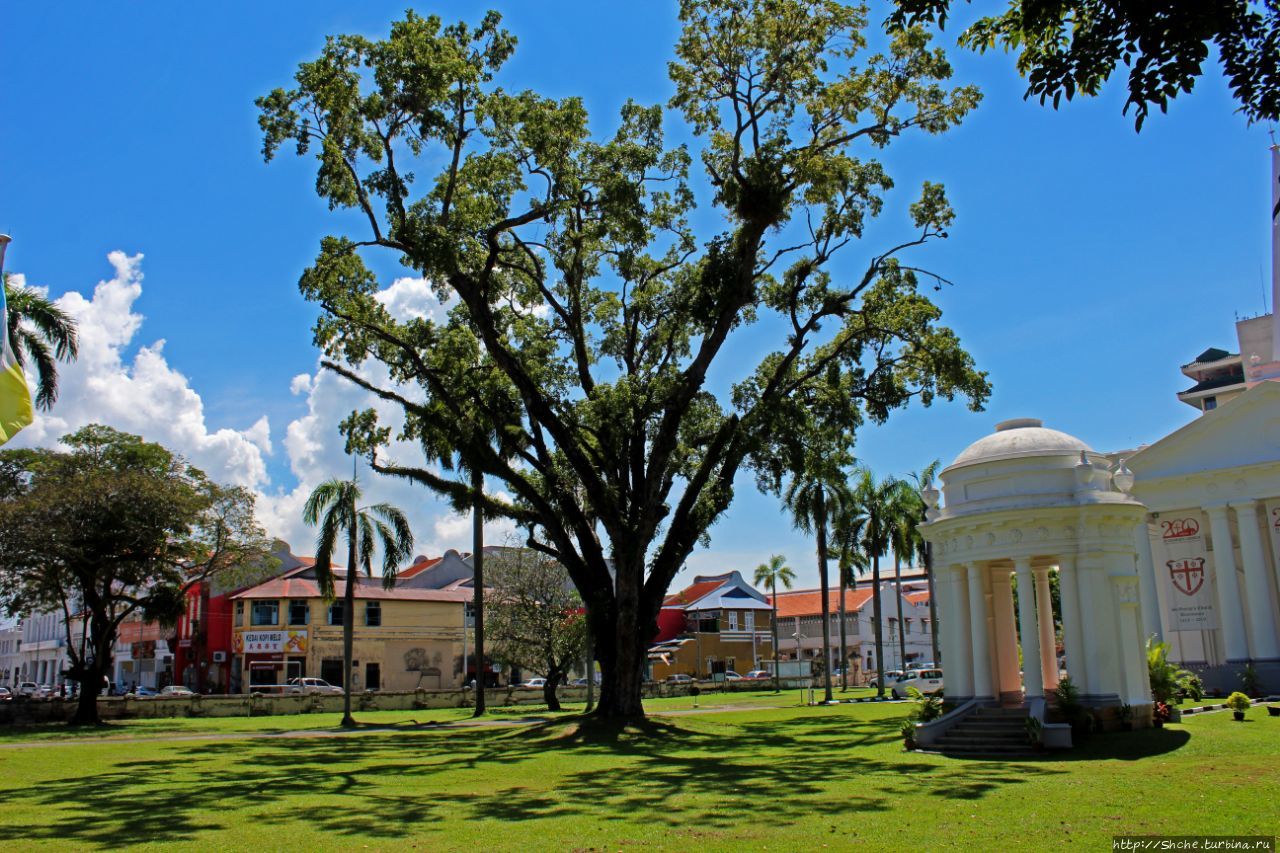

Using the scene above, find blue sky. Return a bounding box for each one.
[2,2,1274,590]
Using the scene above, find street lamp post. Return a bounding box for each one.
[792,630,807,705]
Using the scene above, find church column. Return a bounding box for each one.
[1134,521,1163,644]
[966,563,994,700]
[991,569,1021,701]
[946,564,974,699]
[1206,503,1250,662]
[1231,500,1280,660]
[1080,551,1123,701]
[1057,555,1088,689]
[1014,557,1044,699]
[1033,566,1058,690]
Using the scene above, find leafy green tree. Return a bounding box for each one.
[753,553,795,692]
[302,477,414,727]
[889,0,1280,129]
[3,273,79,411]
[258,1,988,717]
[784,473,853,703]
[848,468,906,696]
[0,425,272,725]
[889,461,938,669]
[485,546,587,710]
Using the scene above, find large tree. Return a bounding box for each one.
[258,1,988,717]
[303,477,414,728]
[0,425,273,724]
[485,546,587,711]
[889,0,1280,129]
[847,467,905,697]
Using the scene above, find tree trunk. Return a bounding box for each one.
[70,627,111,726]
[894,553,907,672]
[471,468,486,717]
[815,488,833,703]
[341,530,357,728]
[925,542,940,664]
[543,669,561,711]
[872,553,885,698]
[771,579,781,693]
[592,554,647,718]
[583,612,595,713]
[839,570,848,692]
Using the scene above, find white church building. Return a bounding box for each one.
[914,149,1280,746]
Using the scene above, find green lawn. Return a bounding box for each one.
[0,700,1275,851]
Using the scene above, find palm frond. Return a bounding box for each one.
[15,329,58,410]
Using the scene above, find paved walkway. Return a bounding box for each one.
[0,702,800,749]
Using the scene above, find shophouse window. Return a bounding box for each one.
[365,601,382,627]
[328,602,345,626]
[697,610,720,633]
[251,600,278,627]
[234,601,244,627]
[728,611,738,631]
[288,600,309,626]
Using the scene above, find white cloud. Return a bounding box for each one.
[374,276,454,323]
[12,252,271,489]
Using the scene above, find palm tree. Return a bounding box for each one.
[754,554,796,693]
[900,461,941,664]
[785,475,852,703]
[848,468,903,698]
[4,273,79,411]
[833,537,869,691]
[303,477,414,728]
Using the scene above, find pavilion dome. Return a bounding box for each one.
[950,419,1093,468]
[937,419,1114,519]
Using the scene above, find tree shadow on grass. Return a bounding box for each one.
[0,709,1068,847]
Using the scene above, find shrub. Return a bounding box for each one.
[1052,675,1090,736]
[1239,664,1260,696]
[1176,672,1203,702]
[1147,638,1197,704]
[899,719,918,748]
[1024,716,1043,746]
[906,687,943,723]
[1225,692,1251,713]
[1152,701,1172,724]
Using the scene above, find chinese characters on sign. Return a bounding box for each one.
[234,630,309,655]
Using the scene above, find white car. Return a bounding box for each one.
[867,670,904,689]
[665,674,694,684]
[890,668,944,699]
[16,681,46,699]
[287,677,343,695]
[0,686,11,702]
[160,685,196,697]
[722,671,744,682]
[519,677,547,689]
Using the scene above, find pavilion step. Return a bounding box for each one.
[936,732,1029,745]
[936,743,1039,757]
[971,707,1031,718]
[951,719,1029,729]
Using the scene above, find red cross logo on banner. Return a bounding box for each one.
[1168,558,1206,596]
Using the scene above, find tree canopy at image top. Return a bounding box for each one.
[257,0,989,717]
[888,0,1280,129]
[0,425,274,723]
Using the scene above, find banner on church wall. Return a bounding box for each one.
[1156,512,1218,631]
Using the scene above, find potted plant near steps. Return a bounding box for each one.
[900,719,918,750]
[1151,701,1172,728]
[1226,691,1251,722]
[1267,704,1280,718]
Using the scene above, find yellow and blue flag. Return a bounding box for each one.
[0,236,33,445]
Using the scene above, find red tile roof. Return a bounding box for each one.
[905,591,931,605]
[398,557,443,579]
[769,588,874,619]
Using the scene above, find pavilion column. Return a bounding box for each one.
[991,569,1021,701]
[1080,551,1123,701]
[1231,500,1280,660]
[1033,566,1058,690]
[1206,503,1250,662]
[1014,557,1044,700]
[1057,555,1088,690]
[1133,522,1163,644]
[946,564,974,699]
[966,563,994,700]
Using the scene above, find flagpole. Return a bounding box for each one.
[0,235,10,281]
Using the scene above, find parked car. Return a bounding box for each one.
[16,681,46,699]
[722,671,744,682]
[160,685,195,697]
[867,670,904,689]
[665,673,694,684]
[287,677,342,695]
[890,668,944,699]
[0,687,11,702]
[128,685,159,697]
[743,670,771,681]
[520,677,547,689]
